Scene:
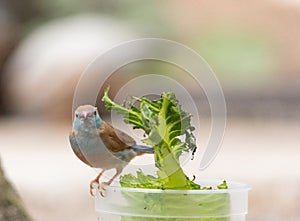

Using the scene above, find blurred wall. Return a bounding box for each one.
[0,0,299,119]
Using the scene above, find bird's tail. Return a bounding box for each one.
[131,145,154,155]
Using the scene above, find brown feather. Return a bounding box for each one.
[98,121,136,152]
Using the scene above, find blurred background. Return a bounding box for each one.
[0,0,299,220]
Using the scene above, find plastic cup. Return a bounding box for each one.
[95,180,250,221]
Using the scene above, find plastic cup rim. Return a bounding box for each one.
[105,179,250,194]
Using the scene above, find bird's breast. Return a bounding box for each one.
[74,132,131,169]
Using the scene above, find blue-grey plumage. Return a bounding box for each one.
[69,105,153,195]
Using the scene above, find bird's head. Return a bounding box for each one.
[73,105,102,131]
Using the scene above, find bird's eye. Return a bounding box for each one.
[75,113,79,118]
[93,110,97,116]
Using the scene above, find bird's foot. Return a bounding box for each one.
[90,180,99,196]
[99,181,110,197]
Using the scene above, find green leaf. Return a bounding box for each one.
[217,180,228,189]
[102,87,227,191]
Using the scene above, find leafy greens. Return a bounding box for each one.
[102,87,229,221]
[102,86,199,189]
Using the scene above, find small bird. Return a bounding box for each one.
[69,105,153,196]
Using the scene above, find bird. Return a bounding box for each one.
[69,105,153,196]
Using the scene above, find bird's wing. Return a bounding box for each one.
[69,131,92,167]
[98,121,136,152]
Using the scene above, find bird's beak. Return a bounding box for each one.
[81,111,88,119]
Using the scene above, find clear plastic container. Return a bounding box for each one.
[95,180,250,221]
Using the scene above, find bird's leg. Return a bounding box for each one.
[90,170,104,196]
[99,167,123,197]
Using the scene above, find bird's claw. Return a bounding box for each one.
[90,181,99,196]
[89,181,109,197]
[99,182,109,197]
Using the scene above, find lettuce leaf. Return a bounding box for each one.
[102,87,199,189]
